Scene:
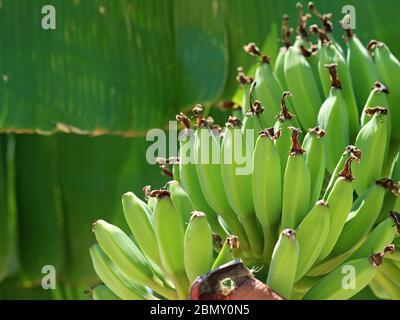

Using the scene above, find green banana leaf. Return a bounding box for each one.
[1,0,400,134]
[0,135,18,282]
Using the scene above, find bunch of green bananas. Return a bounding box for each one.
[88,2,400,300]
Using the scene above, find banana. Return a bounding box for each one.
[349,212,400,260]
[152,190,189,299]
[176,113,226,237]
[353,107,389,195]
[122,192,161,268]
[368,40,400,142]
[307,2,344,55]
[252,128,282,261]
[266,229,299,299]
[311,26,359,140]
[317,63,350,174]
[284,39,322,130]
[211,235,241,270]
[295,200,330,281]
[380,259,400,290]
[184,211,213,284]
[302,127,325,205]
[167,180,193,226]
[323,145,361,199]
[274,92,296,180]
[192,110,250,251]
[343,16,378,110]
[281,127,311,230]
[360,82,389,126]
[300,44,325,99]
[331,179,395,257]
[274,15,292,90]
[374,267,400,300]
[319,156,356,260]
[221,117,263,258]
[360,83,391,167]
[89,244,151,300]
[304,247,394,300]
[243,43,284,127]
[242,95,264,146]
[91,284,121,300]
[92,219,176,299]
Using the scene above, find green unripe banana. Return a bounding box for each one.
[317,63,350,174]
[360,82,389,126]
[244,43,284,127]
[89,244,151,300]
[349,212,400,260]
[319,156,356,260]
[281,127,311,230]
[295,200,330,281]
[274,92,296,181]
[331,179,395,257]
[152,190,189,299]
[167,180,193,226]
[92,219,174,298]
[311,25,358,140]
[193,114,250,251]
[353,107,389,195]
[176,114,226,237]
[275,47,288,89]
[360,83,391,161]
[267,229,299,299]
[374,262,400,300]
[122,192,161,268]
[368,40,400,142]
[184,211,213,284]
[323,145,361,199]
[284,45,322,130]
[299,44,325,98]
[304,250,391,300]
[252,128,282,262]
[221,117,263,258]
[253,128,282,229]
[302,127,326,205]
[242,101,264,149]
[343,21,378,110]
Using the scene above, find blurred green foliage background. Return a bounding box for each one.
[0,0,399,299]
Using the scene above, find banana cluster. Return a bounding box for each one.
[89,2,400,300]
